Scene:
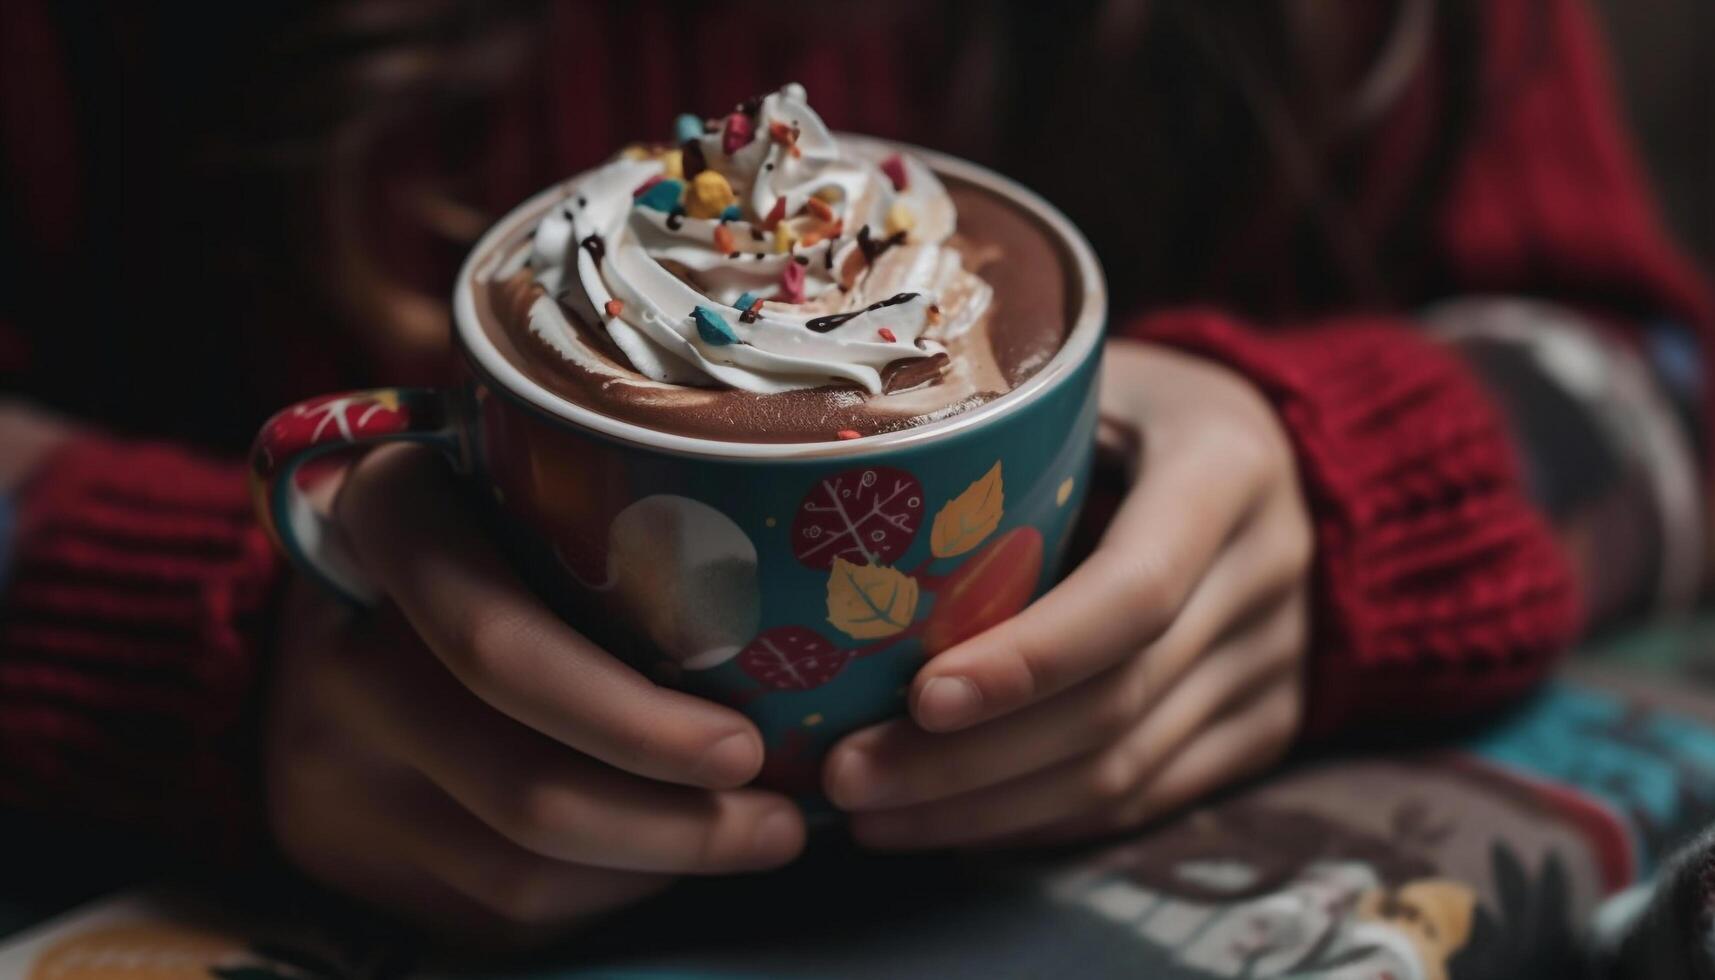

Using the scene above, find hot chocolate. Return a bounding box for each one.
[468,84,1076,443]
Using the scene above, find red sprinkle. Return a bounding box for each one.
[713,224,736,254]
[778,261,806,303]
[878,327,897,342]
[836,429,862,441]
[880,154,909,191]
[762,197,787,231]
[806,196,835,222]
[768,120,797,146]
[632,174,665,198]
[604,299,625,317]
[722,113,755,155]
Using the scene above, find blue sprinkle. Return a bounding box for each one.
[634,179,685,212]
[720,204,742,222]
[673,113,704,144]
[693,306,739,346]
[735,291,759,312]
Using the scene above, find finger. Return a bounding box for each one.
[1009,678,1304,849]
[335,606,806,875]
[852,594,1303,849]
[272,742,670,938]
[334,443,765,790]
[827,671,1134,812]
[837,523,1308,810]
[910,431,1271,732]
[1122,505,1311,722]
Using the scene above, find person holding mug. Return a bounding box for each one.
[1,0,1710,945]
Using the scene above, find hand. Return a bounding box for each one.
[822,339,1311,848]
[266,445,805,944]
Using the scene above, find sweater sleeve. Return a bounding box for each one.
[1119,0,1713,740]
[0,436,281,853]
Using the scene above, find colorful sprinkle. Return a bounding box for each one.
[926,304,944,326]
[799,219,842,248]
[735,291,759,311]
[722,112,755,155]
[806,196,835,222]
[660,149,684,180]
[673,113,703,144]
[720,203,742,222]
[885,201,915,238]
[769,120,797,145]
[604,299,625,317]
[880,153,909,191]
[762,197,788,231]
[773,222,797,254]
[878,327,897,342]
[778,261,806,303]
[634,178,684,212]
[836,429,862,441]
[813,187,841,203]
[712,223,736,254]
[740,295,764,324]
[633,174,664,197]
[692,305,738,346]
[685,170,736,219]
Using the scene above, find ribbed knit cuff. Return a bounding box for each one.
[0,436,282,858]
[1124,310,1583,739]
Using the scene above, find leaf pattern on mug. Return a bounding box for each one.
[737,626,854,691]
[791,467,924,569]
[826,559,920,639]
[930,461,1004,558]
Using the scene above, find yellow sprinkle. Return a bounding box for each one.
[885,200,915,238]
[660,148,684,180]
[685,170,736,220]
[1056,476,1075,506]
[813,186,842,203]
[773,222,797,253]
[620,144,650,160]
[803,713,824,726]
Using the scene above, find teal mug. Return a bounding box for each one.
[251,146,1107,795]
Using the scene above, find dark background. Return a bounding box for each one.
[1593,0,1715,274]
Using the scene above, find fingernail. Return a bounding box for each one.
[751,808,803,865]
[918,676,982,730]
[828,750,901,811]
[696,732,762,787]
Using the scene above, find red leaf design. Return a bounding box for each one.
[738,626,853,691]
[790,467,924,569]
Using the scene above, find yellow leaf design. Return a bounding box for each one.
[930,462,1004,558]
[826,558,920,639]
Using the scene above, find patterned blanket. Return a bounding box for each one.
[7,624,1715,978]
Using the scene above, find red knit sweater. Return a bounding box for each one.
[1,0,1710,849]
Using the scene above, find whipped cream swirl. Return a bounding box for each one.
[522,83,992,394]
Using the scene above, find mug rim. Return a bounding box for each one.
[452,136,1108,461]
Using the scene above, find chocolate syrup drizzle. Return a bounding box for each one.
[579,234,605,265]
[803,292,920,333]
[857,224,907,264]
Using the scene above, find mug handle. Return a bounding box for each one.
[250,387,460,604]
